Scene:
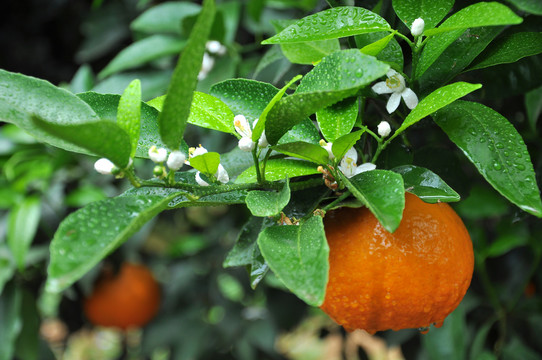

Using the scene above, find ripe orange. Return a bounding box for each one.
[84,262,161,330]
[321,192,474,334]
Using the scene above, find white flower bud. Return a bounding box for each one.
[94,158,116,175]
[206,40,226,55]
[167,150,186,171]
[190,145,208,158]
[148,145,167,163]
[258,131,269,148]
[238,137,256,152]
[216,164,229,184]
[377,121,391,137]
[319,139,335,160]
[411,18,425,36]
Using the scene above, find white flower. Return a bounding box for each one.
[189,145,208,158]
[94,158,116,175]
[411,18,425,37]
[372,70,418,114]
[338,147,376,178]
[195,164,229,186]
[377,121,391,137]
[234,115,268,152]
[198,53,215,80]
[167,150,186,171]
[206,40,227,55]
[148,145,167,163]
[319,139,335,160]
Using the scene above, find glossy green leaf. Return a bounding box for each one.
[359,32,394,56]
[525,85,542,131]
[331,130,365,160]
[31,115,131,168]
[117,79,141,158]
[467,32,542,71]
[417,27,502,95]
[0,69,99,155]
[397,82,482,134]
[272,142,329,164]
[262,7,390,44]
[257,215,329,306]
[246,178,290,217]
[7,197,41,271]
[392,0,454,30]
[317,97,358,142]
[253,75,302,142]
[189,152,220,175]
[235,159,319,184]
[98,35,187,79]
[149,92,236,135]
[504,0,542,14]
[77,92,178,158]
[158,0,215,150]
[434,101,542,217]
[46,194,182,292]
[275,119,320,145]
[270,19,341,65]
[341,170,405,233]
[130,2,201,34]
[392,165,460,203]
[266,50,389,144]
[0,284,22,360]
[355,32,404,69]
[416,2,522,78]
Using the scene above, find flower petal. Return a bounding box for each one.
[371,81,393,94]
[343,147,358,163]
[386,92,402,113]
[216,164,229,184]
[195,171,209,186]
[354,162,376,175]
[401,88,419,109]
[234,114,252,138]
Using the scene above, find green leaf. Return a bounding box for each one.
[149,92,236,135]
[266,50,389,144]
[416,2,522,78]
[417,27,502,95]
[117,79,141,158]
[246,178,291,217]
[0,284,22,360]
[257,215,329,306]
[253,75,302,143]
[235,159,319,184]
[46,194,182,292]
[422,302,467,360]
[467,32,542,71]
[455,185,509,219]
[0,249,16,295]
[270,19,341,65]
[92,69,173,101]
[262,7,390,44]
[98,35,187,79]
[504,0,542,15]
[189,152,220,175]
[397,82,482,134]
[14,290,39,360]
[0,69,100,155]
[433,101,542,217]
[355,32,404,69]
[525,85,542,131]
[130,2,202,34]
[31,115,131,168]
[158,0,215,150]
[331,130,365,160]
[392,0,454,31]
[278,118,320,145]
[70,65,94,93]
[486,222,528,257]
[359,32,394,56]
[392,165,460,203]
[341,170,405,232]
[272,142,330,164]
[77,92,181,159]
[317,97,358,142]
[7,197,41,271]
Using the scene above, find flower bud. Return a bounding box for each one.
[377,121,391,137]
[148,145,167,163]
[167,150,186,171]
[94,158,116,175]
[238,137,256,152]
[411,18,425,37]
[206,40,226,55]
[153,165,166,178]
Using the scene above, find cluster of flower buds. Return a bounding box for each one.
[198,41,227,80]
[188,145,229,186]
[234,114,268,152]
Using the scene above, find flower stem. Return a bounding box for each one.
[124,168,142,188]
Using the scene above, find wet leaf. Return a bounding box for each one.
[7,197,41,271]
[392,0,454,30]
[341,170,405,233]
[503,0,542,15]
[258,215,329,306]
[117,79,141,158]
[331,130,365,160]
[434,101,542,217]
[355,32,404,70]
[392,165,460,203]
[131,2,201,34]
[189,152,220,175]
[317,97,358,142]
[262,7,390,44]
[235,159,319,184]
[246,178,290,217]
[272,142,329,164]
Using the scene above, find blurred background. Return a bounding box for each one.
[1,0,542,359]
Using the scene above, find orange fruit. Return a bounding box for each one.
[321,192,474,334]
[84,262,161,330]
